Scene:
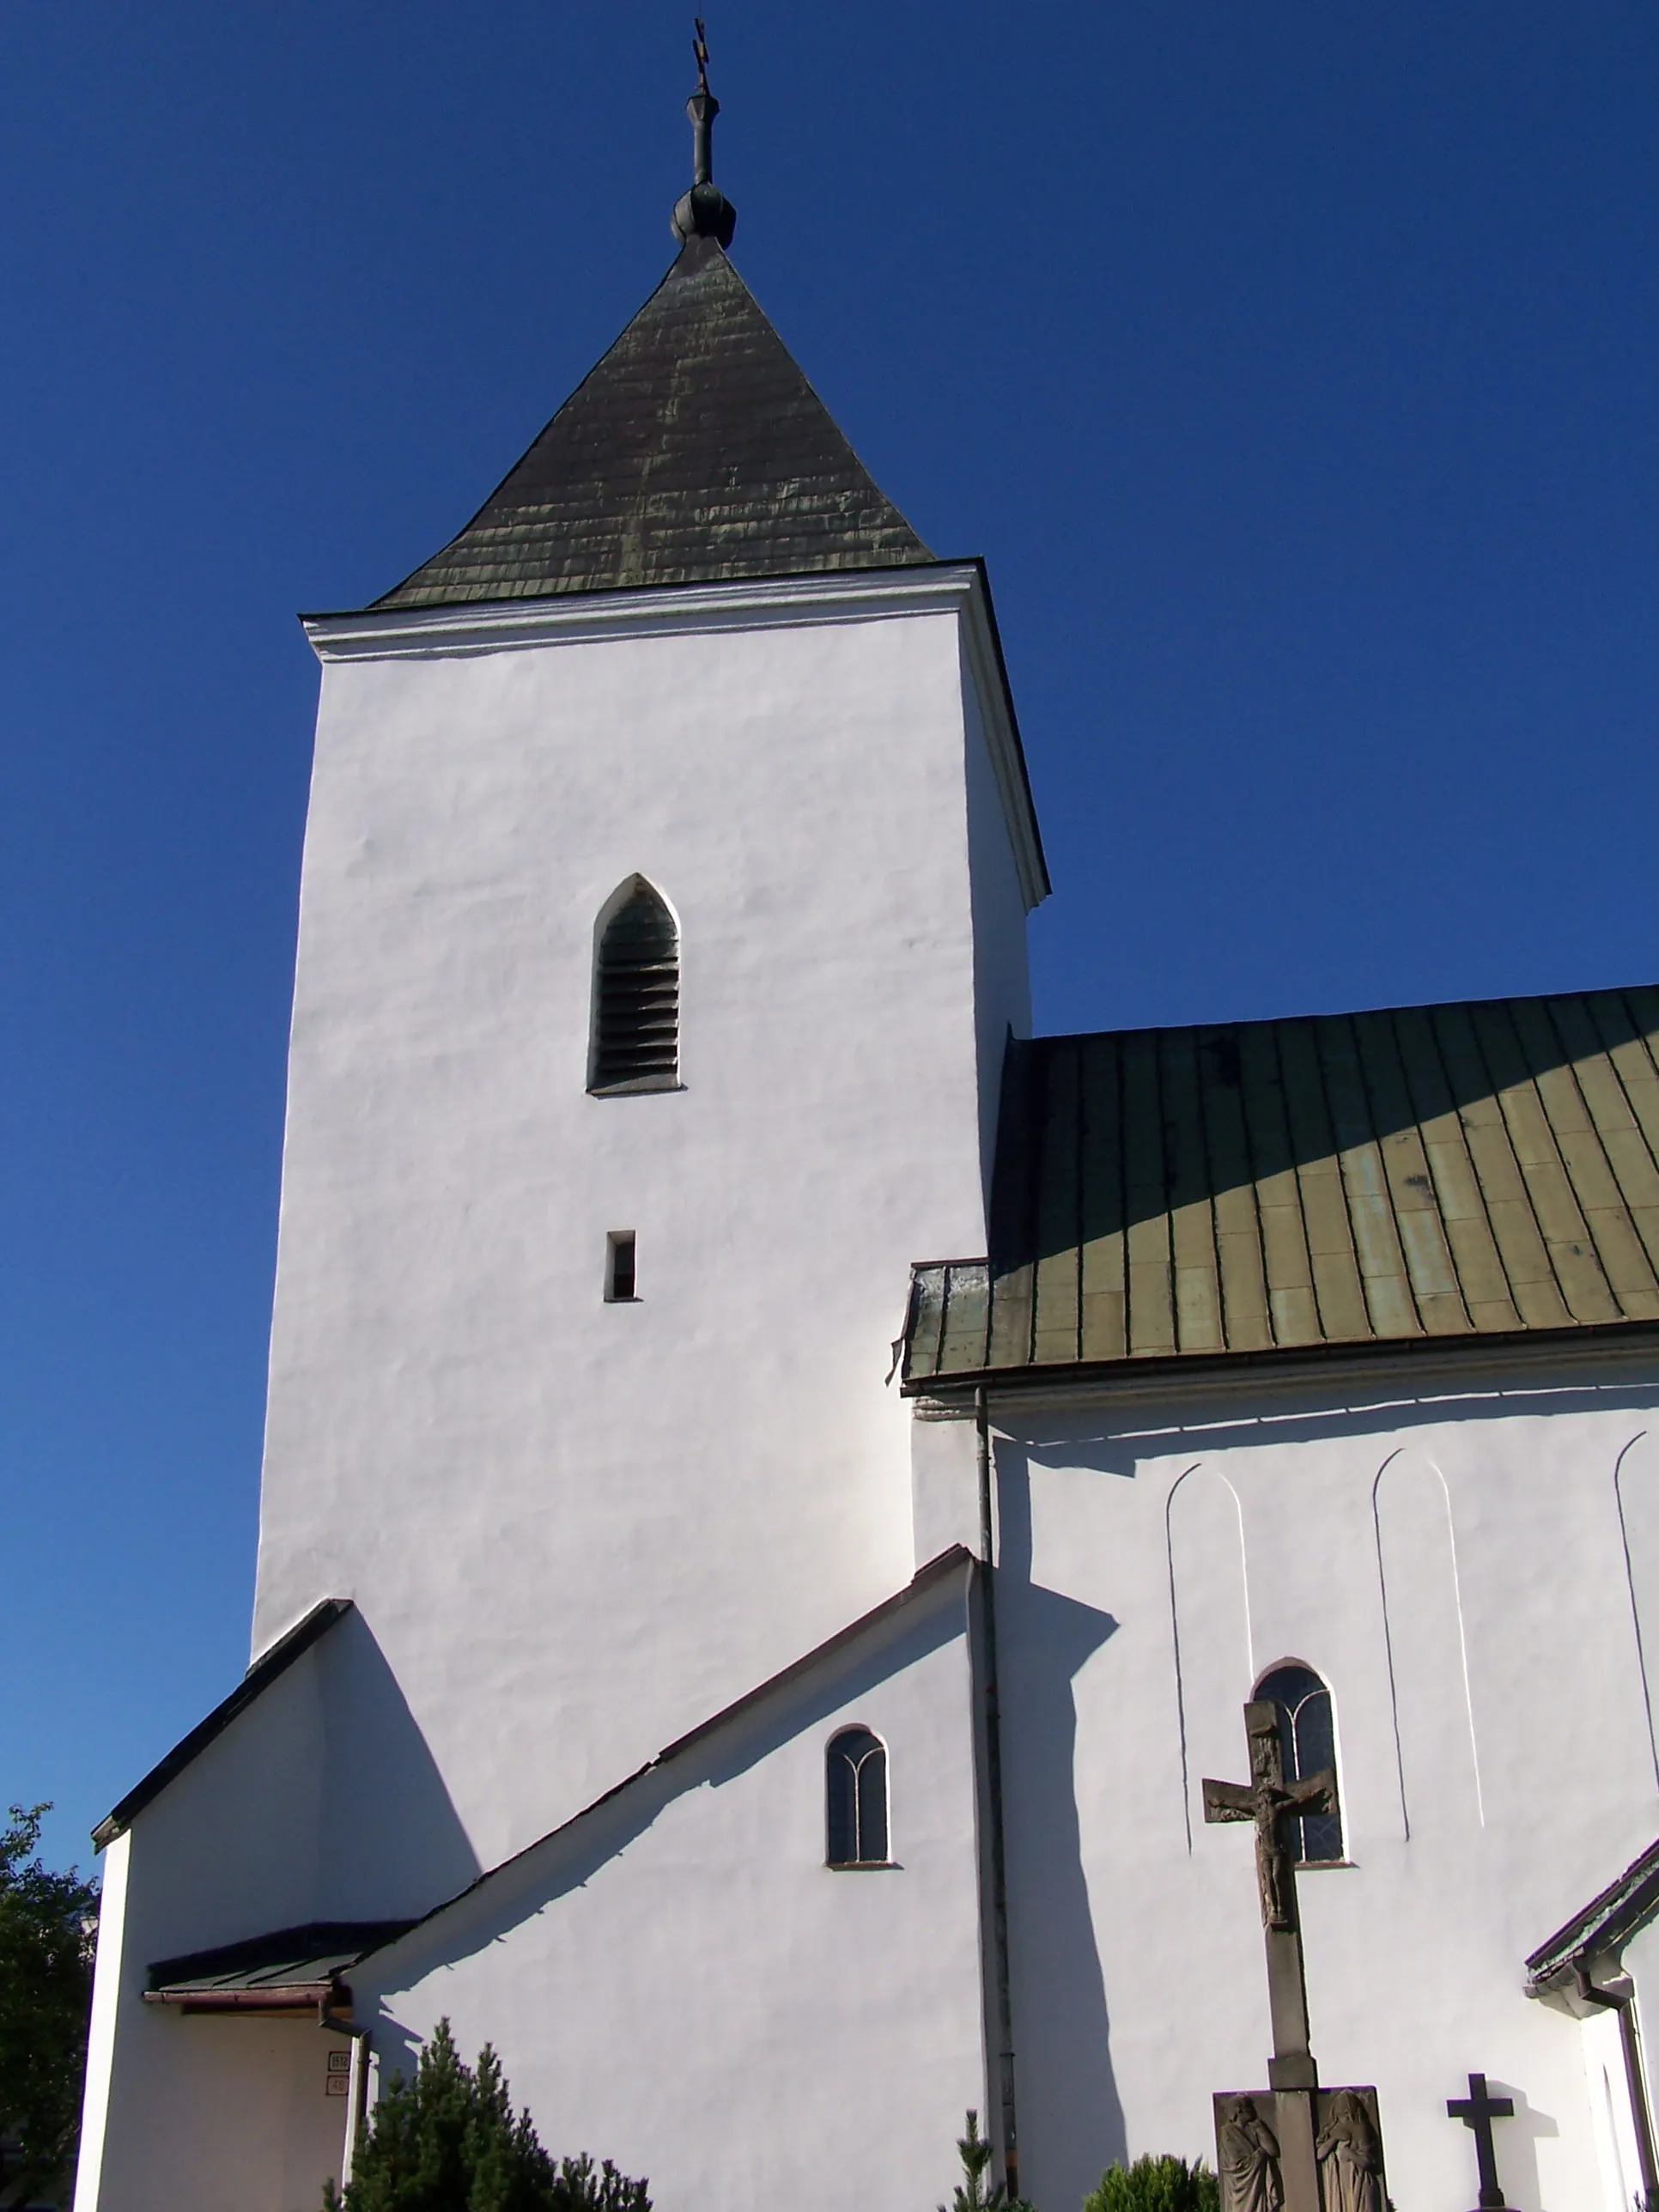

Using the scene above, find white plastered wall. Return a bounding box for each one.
[986,1358,1659,2212]
[253,569,1035,1875]
[353,1567,988,2212]
[1574,1998,1645,2212]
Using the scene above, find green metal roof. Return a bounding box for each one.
[905,986,1659,1389]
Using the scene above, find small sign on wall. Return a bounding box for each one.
[326,2050,351,2096]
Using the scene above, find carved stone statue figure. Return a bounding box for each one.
[1315,2090,1385,2212]
[1217,2095,1283,2212]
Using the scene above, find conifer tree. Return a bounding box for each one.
[1082,2152,1219,2212]
[939,2110,1036,2212]
[325,2021,649,2212]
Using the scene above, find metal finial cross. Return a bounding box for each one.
[672,12,735,244]
[1447,2074,1514,2210]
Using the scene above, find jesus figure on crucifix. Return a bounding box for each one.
[1203,1699,1336,1932]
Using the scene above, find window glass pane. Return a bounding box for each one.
[827,1729,882,1864]
[856,1746,888,1863]
[1254,1666,1343,1864]
[826,1749,856,1864]
[1291,1692,1342,1862]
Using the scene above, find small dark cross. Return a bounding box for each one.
[693,16,711,93]
[1203,1698,1336,1931]
[1448,2072,1514,2209]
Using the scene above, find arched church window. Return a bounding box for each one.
[1255,1663,1344,1864]
[826,1727,888,1867]
[589,879,679,1094]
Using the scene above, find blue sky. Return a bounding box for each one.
[5,3,1656,1870]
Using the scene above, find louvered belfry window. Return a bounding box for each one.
[590,879,679,1093]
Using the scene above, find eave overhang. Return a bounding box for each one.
[904,1312,1659,1413]
[1526,1834,1659,2007]
[143,1919,416,2018]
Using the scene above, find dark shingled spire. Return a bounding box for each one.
[372,33,930,611]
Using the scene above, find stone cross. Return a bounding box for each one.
[1447,2072,1514,2209]
[1204,1699,1337,2212]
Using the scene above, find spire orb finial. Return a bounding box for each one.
[673,16,737,248]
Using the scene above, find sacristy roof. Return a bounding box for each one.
[905,984,1659,1391]
[372,235,932,610]
[1526,1833,1659,1996]
[146,1921,416,2008]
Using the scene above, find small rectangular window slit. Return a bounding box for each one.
[605,1231,637,1303]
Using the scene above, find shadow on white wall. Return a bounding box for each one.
[993,1442,1125,2209]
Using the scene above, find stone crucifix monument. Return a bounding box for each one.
[1204,1699,1387,2212]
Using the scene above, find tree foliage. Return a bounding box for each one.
[1082,2154,1220,2212]
[939,2110,1037,2212]
[0,1804,99,2209]
[325,2019,650,2212]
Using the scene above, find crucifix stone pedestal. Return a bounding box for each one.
[1205,1698,1384,2212]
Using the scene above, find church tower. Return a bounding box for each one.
[76,63,1044,2212]
[252,77,1045,1874]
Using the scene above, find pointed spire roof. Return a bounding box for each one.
[373,235,933,611]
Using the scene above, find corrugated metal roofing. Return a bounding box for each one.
[905,986,1659,1388]
[374,236,931,610]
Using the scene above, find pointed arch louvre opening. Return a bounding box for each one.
[590,879,680,1095]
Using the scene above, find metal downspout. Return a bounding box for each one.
[977,1386,1020,2199]
[1576,1967,1659,2200]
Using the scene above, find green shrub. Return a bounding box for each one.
[324,2019,650,2212]
[1082,2154,1219,2212]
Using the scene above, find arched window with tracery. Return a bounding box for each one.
[826,1727,888,1867]
[589,878,679,1094]
[1255,1662,1344,1864]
